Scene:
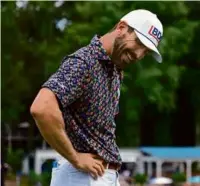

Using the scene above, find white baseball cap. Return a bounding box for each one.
[121,9,163,63]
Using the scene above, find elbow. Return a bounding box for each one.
[30,105,38,118]
[30,101,45,119]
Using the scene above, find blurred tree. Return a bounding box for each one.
[1,1,200,151]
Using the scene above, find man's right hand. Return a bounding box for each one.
[73,153,105,179]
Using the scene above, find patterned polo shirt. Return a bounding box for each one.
[42,35,123,165]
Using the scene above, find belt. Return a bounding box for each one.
[103,162,120,171]
[94,154,120,171]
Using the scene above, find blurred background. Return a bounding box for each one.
[1,1,200,186]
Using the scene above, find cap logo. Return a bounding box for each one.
[148,26,162,43]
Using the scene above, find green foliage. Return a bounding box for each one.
[171,172,187,183]
[6,148,24,173]
[133,173,147,184]
[192,162,200,173]
[40,172,51,186]
[2,1,200,147]
[28,171,51,186]
[28,171,41,186]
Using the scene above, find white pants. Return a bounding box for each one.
[50,158,120,186]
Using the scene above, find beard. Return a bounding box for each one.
[111,35,137,69]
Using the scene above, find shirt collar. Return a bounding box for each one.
[89,35,111,61]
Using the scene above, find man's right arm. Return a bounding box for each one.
[30,88,105,178]
[30,88,79,165]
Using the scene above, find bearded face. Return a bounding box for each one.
[111,32,149,69]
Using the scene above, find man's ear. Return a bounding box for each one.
[115,21,129,36]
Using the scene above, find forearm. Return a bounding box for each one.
[32,110,78,165]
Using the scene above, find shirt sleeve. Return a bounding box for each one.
[42,57,90,108]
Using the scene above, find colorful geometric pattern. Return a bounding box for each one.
[42,35,123,165]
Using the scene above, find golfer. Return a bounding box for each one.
[30,9,163,186]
